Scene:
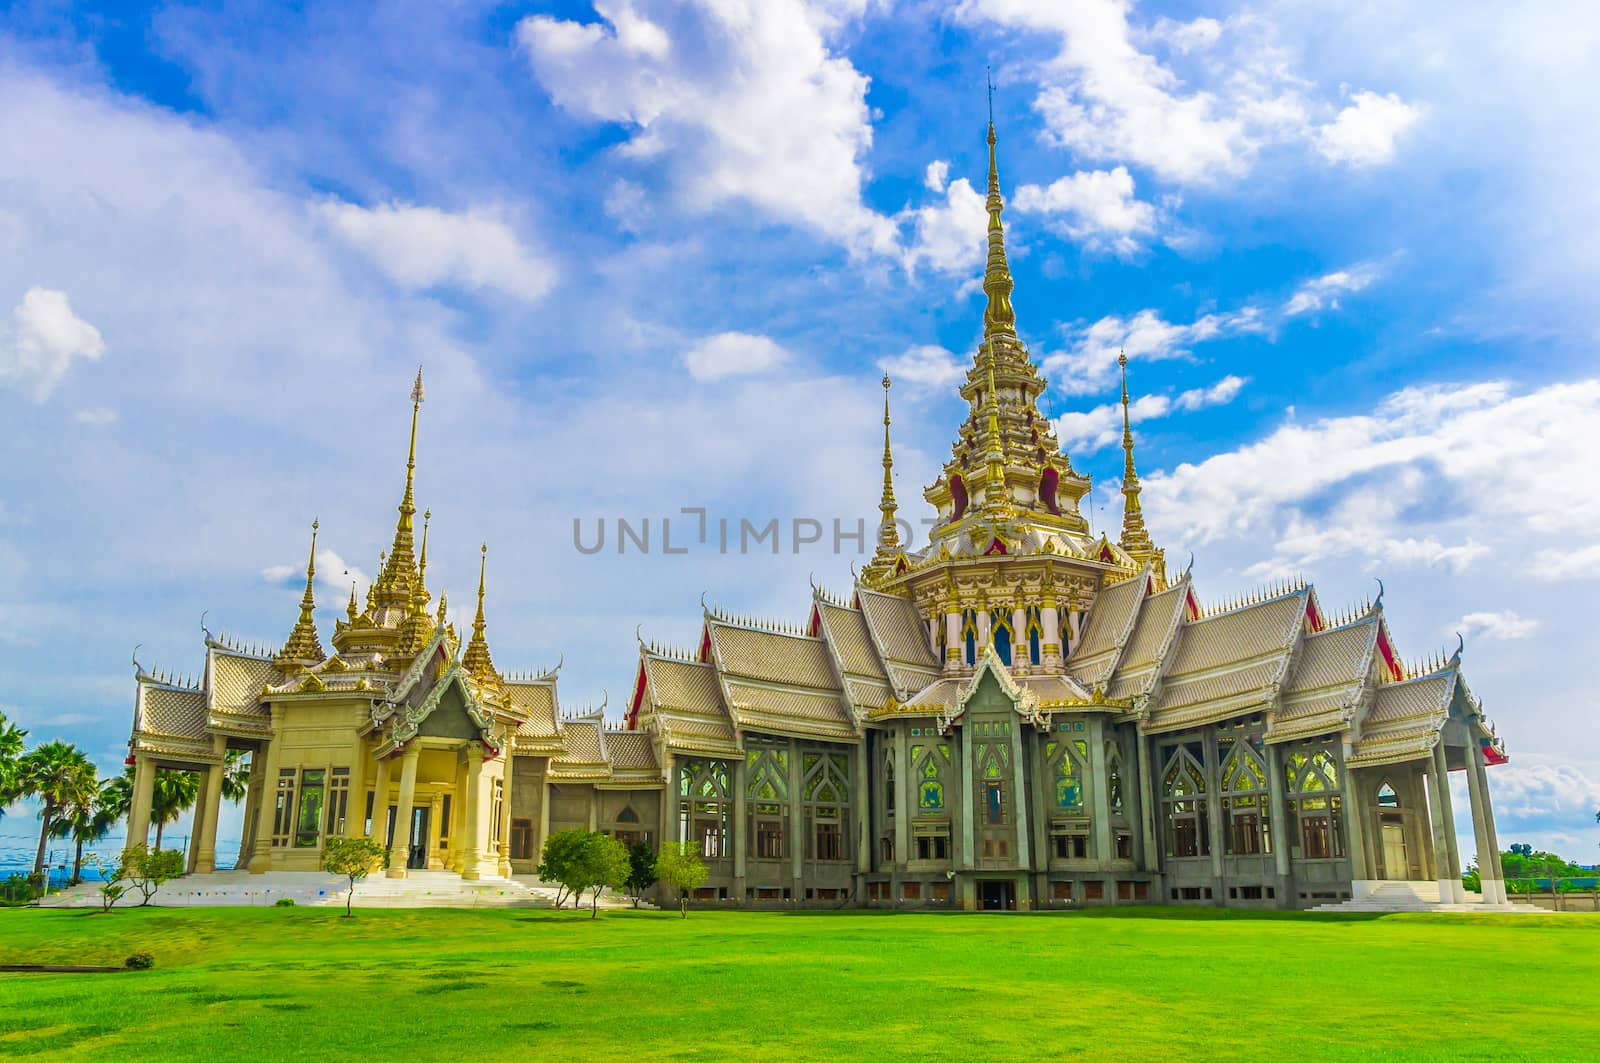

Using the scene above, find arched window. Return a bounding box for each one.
[615,806,639,823]
[1026,606,1043,666]
[677,758,732,859]
[951,475,968,519]
[1377,781,1399,807]
[1285,748,1345,860]
[962,609,978,666]
[1045,739,1088,812]
[1161,743,1209,858]
[803,752,851,862]
[912,744,951,814]
[1220,739,1270,856]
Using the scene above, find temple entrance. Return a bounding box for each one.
[408,807,431,870]
[978,880,1015,911]
[1381,819,1409,880]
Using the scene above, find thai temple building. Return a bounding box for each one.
[122,123,1511,910]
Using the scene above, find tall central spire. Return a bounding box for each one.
[372,368,426,613]
[982,97,1016,339]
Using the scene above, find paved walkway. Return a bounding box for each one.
[39,870,640,910]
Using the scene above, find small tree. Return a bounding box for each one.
[122,844,185,907]
[537,829,591,909]
[625,842,658,908]
[582,834,631,919]
[321,837,391,917]
[83,853,126,914]
[655,841,708,918]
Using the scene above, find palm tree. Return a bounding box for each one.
[50,778,118,884]
[151,768,200,850]
[18,740,97,875]
[0,710,27,819]
[221,749,252,802]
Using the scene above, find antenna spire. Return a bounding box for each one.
[1117,352,1158,565]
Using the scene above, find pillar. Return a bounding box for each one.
[660,753,677,846]
[447,755,468,871]
[194,748,226,874]
[1088,718,1113,865]
[1041,596,1063,669]
[1204,731,1225,886]
[1137,732,1159,872]
[1480,752,1505,904]
[1265,743,1290,881]
[186,764,209,874]
[428,793,446,870]
[787,738,804,892]
[732,752,749,892]
[852,740,870,878]
[1464,743,1503,904]
[1341,756,1370,883]
[387,746,420,878]
[959,724,974,873]
[497,768,514,877]
[976,610,991,657]
[462,744,485,880]
[1423,758,1449,894]
[944,611,963,671]
[343,737,368,839]
[1432,741,1465,901]
[236,749,265,869]
[248,709,283,873]
[893,730,910,866]
[371,755,393,846]
[1009,715,1031,880]
[1011,605,1028,672]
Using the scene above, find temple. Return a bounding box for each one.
[123,124,1510,910]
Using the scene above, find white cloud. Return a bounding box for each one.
[878,344,966,393]
[1044,305,1266,395]
[1458,610,1541,641]
[899,174,987,276]
[924,160,950,194]
[1146,379,1600,575]
[1055,374,1247,454]
[683,331,791,381]
[73,407,117,425]
[518,0,897,257]
[318,201,554,301]
[960,2,1311,184]
[1284,263,1379,316]
[1316,91,1422,167]
[1012,167,1158,255]
[1531,542,1600,581]
[0,287,106,401]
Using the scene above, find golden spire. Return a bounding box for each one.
[436,591,448,627]
[278,519,326,664]
[418,509,431,581]
[462,543,499,687]
[346,580,359,623]
[981,358,1012,519]
[373,368,425,610]
[982,91,1016,340]
[1118,351,1156,561]
[877,374,900,552]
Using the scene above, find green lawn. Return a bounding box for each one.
[2,905,1595,1061]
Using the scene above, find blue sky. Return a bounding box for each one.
[1,0,1597,866]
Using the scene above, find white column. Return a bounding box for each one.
[1463,743,1501,904]
[462,745,486,880]
[1265,743,1290,882]
[1424,755,1452,897]
[1041,599,1063,669]
[1432,742,1465,902]
[944,611,962,672]
[387,746,420,878]
[497,767,514,877]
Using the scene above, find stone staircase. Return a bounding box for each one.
[1310,880,1522,914]
[39,870,585,910]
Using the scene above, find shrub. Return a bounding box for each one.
[125,952,155,970]
[274,897,296,908]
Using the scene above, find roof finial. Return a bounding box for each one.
[1372,576,1385,612]
[418,509,431,578]
[347,579,359,622]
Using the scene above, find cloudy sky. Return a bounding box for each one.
[1,0,1597,867]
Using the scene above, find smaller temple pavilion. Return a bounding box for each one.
[124,124,1512,910]
[126,370,549,880]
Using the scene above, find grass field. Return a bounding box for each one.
[2,906,1596,1061]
